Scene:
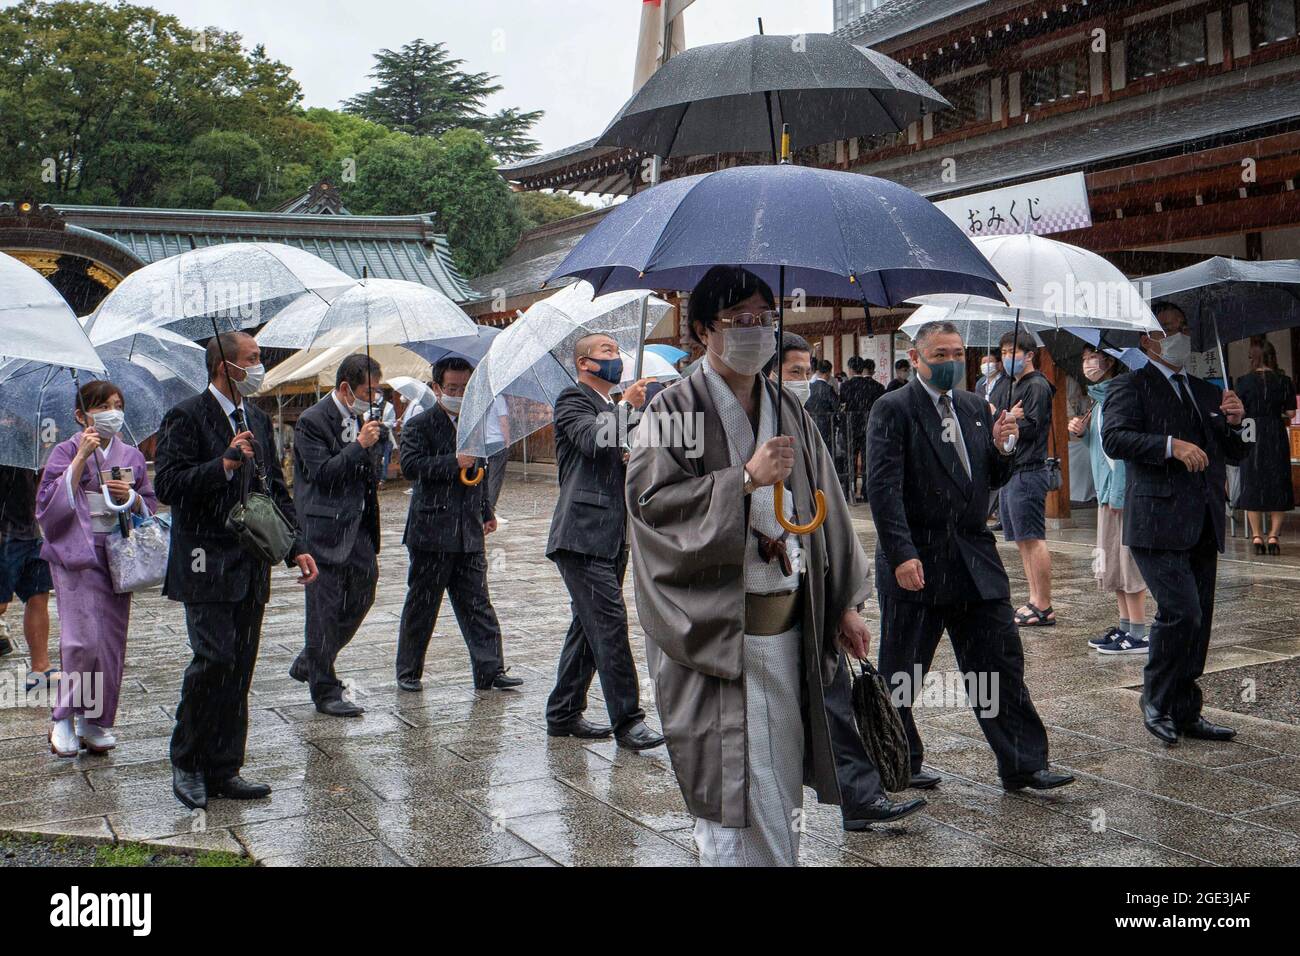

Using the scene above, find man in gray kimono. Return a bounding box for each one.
[626,267,924,867]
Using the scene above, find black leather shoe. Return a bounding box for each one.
[1180,717,1236,741]
[289,656,308,683]
[172,767,207,810]
[1001,769,1076,791]
[844,795,927,828]
[615,720,666,751]
[397,677,423,692]
[547,717,614,739]
[909,771,942,790]
[209,775,271,800]
[1143,699,1179,745]
[481,670,523,690]
[316,697,364,718]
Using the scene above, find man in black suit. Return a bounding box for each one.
[840,356,886,502]
[155,332,318,810]
[395,357,522,693]
[867,321,1073,793]
[288,353,387,717]
[545,333,664,750]
[805,359,837,449]
[1102,302,1247,745]
[885,358,911,392]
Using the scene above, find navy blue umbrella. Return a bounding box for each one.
[550,158,1005,535]
[549,163,1006,307]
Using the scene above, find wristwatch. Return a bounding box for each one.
[742,468,756,496]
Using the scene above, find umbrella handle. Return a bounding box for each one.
[459,466,485,487]
[773,483,827,535]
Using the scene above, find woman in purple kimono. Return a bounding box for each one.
[36,381,157,757]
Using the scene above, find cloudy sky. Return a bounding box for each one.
[139,0,833,153]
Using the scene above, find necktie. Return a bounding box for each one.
[938,394,972,478]
[1174,374,1206,443]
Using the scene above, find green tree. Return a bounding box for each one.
[343,39,541,161]
[515,190,594,230]
[346,128,521,278]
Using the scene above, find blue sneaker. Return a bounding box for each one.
[1097,631,1149,655]
[1089,626,1121,649]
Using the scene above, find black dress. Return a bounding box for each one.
[1235,370,1296,512]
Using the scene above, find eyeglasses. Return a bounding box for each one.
[715,310,779,330]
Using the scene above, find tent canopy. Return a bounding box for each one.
[258,344,433,395]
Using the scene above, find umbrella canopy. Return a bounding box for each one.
[86,243,358,344]
[0,326,207,469]
[901,304,1047,353]
[0,251,105,373]
[1038,327,1147,378]
[599,33,949,159]
[256,277,476,351]
[619,348,680,383]
[400,325,502,369]
[550,163,1007,305]
[456,284,672,457]
[645,343,689,365]
[1140,256,1300,352]
[909,234,1160,332]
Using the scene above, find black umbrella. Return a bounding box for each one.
[598,31,949,160]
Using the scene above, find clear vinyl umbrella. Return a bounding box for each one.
[0,251,105,373]
[0,326,206,470]
[455,284,673,483]
[85,242,359,344]
[256,277,476,352]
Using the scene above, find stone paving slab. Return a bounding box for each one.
[0,475,1298,866]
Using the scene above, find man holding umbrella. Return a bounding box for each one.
[1101,302,1247,746]
[156,332,318,810]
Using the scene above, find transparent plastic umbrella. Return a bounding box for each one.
[256,277,476,351]
[455,284,673,470]
[84,242,359,343]
[0,251,105,373]
[0,326,207,469]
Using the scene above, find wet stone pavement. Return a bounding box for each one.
[2,474,1300,867]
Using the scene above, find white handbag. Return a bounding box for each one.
[104,512,172,594]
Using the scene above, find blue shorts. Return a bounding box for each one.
[999,466,1048,542]
[0,538,53,603]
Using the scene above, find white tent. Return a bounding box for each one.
[258,345,432,394]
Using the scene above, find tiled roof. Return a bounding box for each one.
[835,0,996,48]
[55,205,481,303]
[470,207,614,302]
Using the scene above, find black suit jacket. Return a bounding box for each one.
[400,405,492,553]
[1101,362,1247,552]
[866,377,1014,605]
[840,376,884,430]
[807,378,837,444]
[155,390,303,604]
[292,395,383,565]
[546,383,632,560]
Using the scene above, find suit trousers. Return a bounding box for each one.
[300,534,377,702]
[878,594,1049,779]
[822,657,886,814]
[487,448,509,512]
[170,596,266,780]
[1128,508,1219,725]
[396,548,504,687]
[545,549,645,732]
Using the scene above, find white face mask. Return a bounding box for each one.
[90,409,124,440]
[981,363,997,378]
[229,361,265,397]
[439,394,463,415]
[1156,332,1191,369]
[715,326,776,376]
[784,380,812,404]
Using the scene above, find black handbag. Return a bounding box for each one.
[1044,410,1063,492]
[849,659,912,793]
[225,429,295,565]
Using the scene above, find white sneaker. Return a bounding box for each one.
[49,717,80,757]
[75,715,117,753]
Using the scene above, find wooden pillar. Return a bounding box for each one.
[1038,347,1072,522]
